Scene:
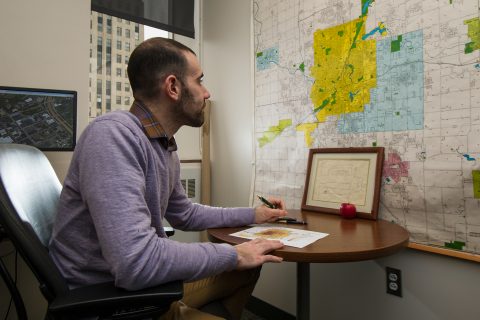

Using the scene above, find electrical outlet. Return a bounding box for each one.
[386,267,402,297]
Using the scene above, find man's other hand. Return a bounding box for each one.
[254,196,287,223]
[235,238,284,270]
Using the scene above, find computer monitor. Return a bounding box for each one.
[0,86,77,151]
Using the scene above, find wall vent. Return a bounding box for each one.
[180,162,201,203]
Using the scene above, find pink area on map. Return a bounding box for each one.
[383,152,410,183]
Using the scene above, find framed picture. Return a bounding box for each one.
[301,147,384,220]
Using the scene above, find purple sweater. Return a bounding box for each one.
[49,111,254,290]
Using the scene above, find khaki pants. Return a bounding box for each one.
[159,268,261,320]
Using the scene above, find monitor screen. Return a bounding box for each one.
[0,86,77,151]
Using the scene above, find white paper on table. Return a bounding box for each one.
[230,226,329,248]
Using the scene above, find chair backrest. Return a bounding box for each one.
[0,144,69,300]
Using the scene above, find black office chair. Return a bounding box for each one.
[0,144,183,320]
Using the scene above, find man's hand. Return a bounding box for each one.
[235,238,284,270]
[255,196,287,223]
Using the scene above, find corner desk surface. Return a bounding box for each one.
[208,209,409,262]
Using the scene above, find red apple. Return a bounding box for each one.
[340,203,356,219]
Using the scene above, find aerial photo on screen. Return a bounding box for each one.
[0,88,76,150]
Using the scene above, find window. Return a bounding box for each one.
[125,42,130,52]
[125,29,130,38]
[116,96,121,104]
[116,54,122,63]
[96,94,102,109]
[97,51,102,74]
[97,35,103,74]
[116,40,122,50]
[97,79,102,95]
[124,55,129,64]
[125,96,130,105]
[116,82,121,91]
[117,26,122,37]
[135,24,140,40]
[97,16,103,32]
[116,68,122,76]
[124,83,130,92]
[107,17,112,34]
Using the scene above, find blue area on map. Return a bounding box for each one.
[463,154,476,161]
[338,30,424,133]
[362,25,387,40]
[256,46,279,71]
[362,0,373,15]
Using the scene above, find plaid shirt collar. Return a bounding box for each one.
[129,100,178,151]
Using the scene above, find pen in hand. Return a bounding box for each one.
[275,220,307,225]
[257,195,277,209]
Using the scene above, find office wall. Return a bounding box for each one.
[201,0,480,319]
[0,0,90,183]
[0,0,90,318]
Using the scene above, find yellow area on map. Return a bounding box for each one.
[310,16,377,123]
[473,170,480,199]
[464,17,479,53]
[257,119,292,147]
[296,123,318,147]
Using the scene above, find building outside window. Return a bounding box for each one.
[89,11,168,121]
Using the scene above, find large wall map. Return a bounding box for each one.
[253,0,480,255]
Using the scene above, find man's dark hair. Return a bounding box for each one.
[127,37,195,99]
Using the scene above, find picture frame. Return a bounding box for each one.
[301,147,384,220]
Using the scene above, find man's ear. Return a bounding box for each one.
[164,75,180,101]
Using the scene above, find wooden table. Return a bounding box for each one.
[208,209,409,320]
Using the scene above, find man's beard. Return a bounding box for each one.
[175,85,204,127]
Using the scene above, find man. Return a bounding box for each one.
[49,37,287,320]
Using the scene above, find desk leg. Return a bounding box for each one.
[297,262,310,320]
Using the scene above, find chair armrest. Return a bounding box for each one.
[48,280,183,318]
